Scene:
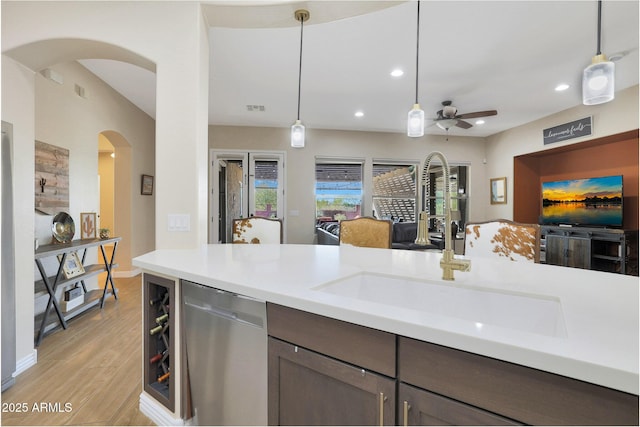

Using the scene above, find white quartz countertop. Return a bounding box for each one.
[133,244,639,395]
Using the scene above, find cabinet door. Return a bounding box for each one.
[398,383,520,426]
[544,235,566,266]
[566,237,590,269]
[268,337,396,426]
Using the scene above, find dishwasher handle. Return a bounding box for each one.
[184,300,265,329]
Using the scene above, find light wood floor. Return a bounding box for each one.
[1,274,154,426]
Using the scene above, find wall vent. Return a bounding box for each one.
[40,68,64,85]
[246,105,265,112]
[74,84,87,99]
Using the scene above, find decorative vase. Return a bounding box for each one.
[99,229,110,239]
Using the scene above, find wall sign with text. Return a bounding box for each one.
[543,117,592,145]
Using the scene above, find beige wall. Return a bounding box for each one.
[210,126,488,243]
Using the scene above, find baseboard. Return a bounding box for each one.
[14,349,37,376]
[139,392,184,426]
[113,268,141,278]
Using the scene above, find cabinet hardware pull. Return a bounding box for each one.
[403,400,411,426]
[378,392,387,426]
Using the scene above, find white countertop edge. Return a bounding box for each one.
[133,245,639,395]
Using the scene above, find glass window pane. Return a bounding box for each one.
[315,163,363,221]
[372,164,417,222]
[254,160,278,218]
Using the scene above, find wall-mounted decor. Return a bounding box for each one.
[543,116,592,145]
[490,177,507,205]
[80,212,96,239]
[141,174,154,195]
[35,140,69,215]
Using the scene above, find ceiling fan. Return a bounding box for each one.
[430,100,497,131]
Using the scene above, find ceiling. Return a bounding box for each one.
[80,1,639,138]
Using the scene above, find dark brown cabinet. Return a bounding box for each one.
[267,303,396,425]
[398,383,519,426]
[398,337,638,426]
[266,304,638,426]
[269,337,395,425]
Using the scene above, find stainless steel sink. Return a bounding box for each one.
[314,273,567,338]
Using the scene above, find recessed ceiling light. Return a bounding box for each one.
[555,83,570,91]
[355,111,364,118]
[390,69,404,77]
[475,120,485,125]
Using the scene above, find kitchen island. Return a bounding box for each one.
[133,244,638,425]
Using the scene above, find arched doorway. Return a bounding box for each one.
[99,130,137,276]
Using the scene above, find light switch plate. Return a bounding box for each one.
[168,214,190,232]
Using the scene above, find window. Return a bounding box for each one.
[421,165,468,231]
[315,162,363,221]
[253,160,279,218]
[372,163,418,222]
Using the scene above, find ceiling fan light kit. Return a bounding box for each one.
[582,0,615,106]
[291,9,310,148]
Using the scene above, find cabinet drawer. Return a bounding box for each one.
[267,303,395,377]
[269,337,396,426]
[398,337,638,425]
[399,382,521,426]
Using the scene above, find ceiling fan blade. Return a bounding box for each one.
[456,110,497,120]
[455,120,473,129]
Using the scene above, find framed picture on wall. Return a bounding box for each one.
[141,174,154,195]
[80,212,96,239]
[490,177,507,205]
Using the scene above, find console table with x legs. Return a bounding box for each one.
[34,237,121,346]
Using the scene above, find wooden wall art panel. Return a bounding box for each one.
[35,140,69,215]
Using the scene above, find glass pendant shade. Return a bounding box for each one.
[582,54,615,105]
[291,120,305,148]
[407,104,425,137]
[436,119,457,131]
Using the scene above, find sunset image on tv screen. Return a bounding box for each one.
[541,175,623,226]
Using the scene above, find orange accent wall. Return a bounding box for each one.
[514,130,639,229]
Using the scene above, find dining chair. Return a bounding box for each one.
[464,219,541,262]
[339,217,392,249]
[232,217,283,244]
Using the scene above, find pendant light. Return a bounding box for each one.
[291,9,309,148]
[407,1,424,137]
[583,0,615,105]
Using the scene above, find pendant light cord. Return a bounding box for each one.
[414,1,421,104]
[297,16,304,120]
[596,0,602,55]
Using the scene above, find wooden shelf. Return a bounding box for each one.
[34,237,122,346]
[34,289,115,335]
[34,263,119,297]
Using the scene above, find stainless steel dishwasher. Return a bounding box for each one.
[182,280,267,426]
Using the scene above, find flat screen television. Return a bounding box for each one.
[541,175,623,227]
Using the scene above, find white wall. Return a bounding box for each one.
[210,126,488,243]
[2,56,37,367]
[485,85,639,220]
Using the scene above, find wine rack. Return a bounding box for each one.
[143,274,175,412]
